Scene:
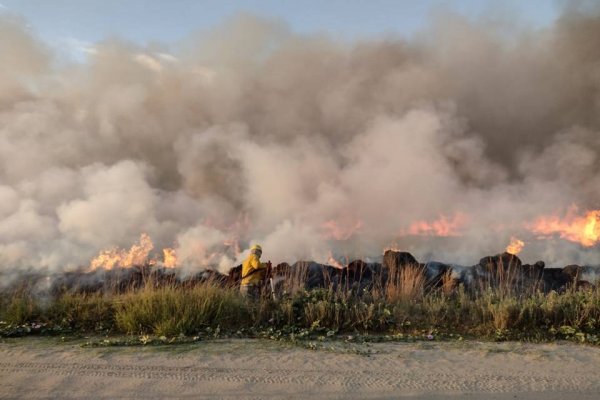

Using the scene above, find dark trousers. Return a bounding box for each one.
[240,284,260,299]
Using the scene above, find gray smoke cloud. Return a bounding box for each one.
[1,6,600,275]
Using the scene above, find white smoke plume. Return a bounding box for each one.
[1,6,600,275]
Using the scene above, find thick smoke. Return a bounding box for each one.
[1,7,600,275]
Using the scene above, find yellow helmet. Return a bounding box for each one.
[250,244,262,252]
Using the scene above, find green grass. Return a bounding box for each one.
[114,285,248,336]
[2,290,41,325]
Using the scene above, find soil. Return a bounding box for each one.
[1,338,599,399]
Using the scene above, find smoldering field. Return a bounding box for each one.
[1,4,600,281]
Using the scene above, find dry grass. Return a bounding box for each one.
[1,263,600,342]
[114,284,248,336]
[384,264,426,302]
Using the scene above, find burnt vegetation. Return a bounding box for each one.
[13,250,595,296]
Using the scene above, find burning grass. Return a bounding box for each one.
[2,265,600,345]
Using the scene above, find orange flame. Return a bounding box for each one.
[327,251,345,269]
[528,208,600,247]
[162,248,178,268]
[90,233,154,270]
[505,237,524,255]
[402,213,467,237]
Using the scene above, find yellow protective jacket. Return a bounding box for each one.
[241,253,267,286]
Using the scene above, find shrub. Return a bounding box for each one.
[114,283,249,336]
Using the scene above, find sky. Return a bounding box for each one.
[0,0,562,61]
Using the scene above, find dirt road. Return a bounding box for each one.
[1,338,599,399]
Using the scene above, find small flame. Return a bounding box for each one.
[327,251,345,269]
[528,207,600,247]
[402,212,467,237]
[384,242,401,253]
[505,237,524,255]
[90,233,154,270]
[162,248,178,268]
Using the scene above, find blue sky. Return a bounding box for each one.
[1,0,561,60]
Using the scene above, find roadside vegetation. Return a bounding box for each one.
[1,266,600,346]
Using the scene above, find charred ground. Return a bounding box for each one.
[9,250,596,296]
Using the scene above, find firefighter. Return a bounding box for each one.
[240,244,269,299]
